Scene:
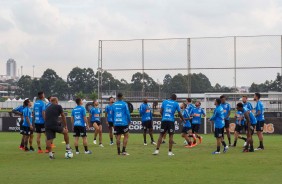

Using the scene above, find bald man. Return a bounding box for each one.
[45,97,71,160]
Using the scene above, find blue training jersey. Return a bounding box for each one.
[243,102,253,111]
[255,100,265,121]
[161,99,181,122]
[182,109,191,128]
[22,107,32,127]
[72,106,87,127]
[221,103,231,120]
[235,110,245,126]
[191,107,205,125]
[139,103,152,122]
[13,105,24,114]
[186,103,195,115]
[89,107,101,122]
[242,107,257,125]
[112,100,131,126]
[210,105,225,128]
[33,100,46,124]
[46,102,51,109]
[105,104,114,123]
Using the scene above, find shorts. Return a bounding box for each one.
[192,124,200,133]
[245,124,255,135]
[224,120,230,128]
[22,126,33,136]
[181,127,191,134]
[73,126,87,137]
[45,125,64,140]
[108,122,114,127]
[214,128,224,138]
[160,121,175,135]
[114,126,129,135]
[35,124,45,133]
[19,120,24,135]
[235,124,244,134]
[256,121,265,132]
[142,120,153,130]
[91,121,101,126]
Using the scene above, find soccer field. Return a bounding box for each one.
[0,132,281,184]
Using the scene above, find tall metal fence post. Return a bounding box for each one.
[142,39,145,98]
[234,36,237,92]
[187,38,191,97]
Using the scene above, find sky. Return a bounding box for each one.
[0,0,282,87]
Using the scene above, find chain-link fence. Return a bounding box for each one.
[97,35,282,104]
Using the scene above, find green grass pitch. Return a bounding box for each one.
[0,132,281,184]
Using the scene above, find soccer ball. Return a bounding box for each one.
[65,151,74,159]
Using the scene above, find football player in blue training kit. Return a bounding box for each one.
[22,99,35,152]
[220,95,231,146]
[153,94,184,156]
[72,98,92,155]
[139,98,156,146]
[254,92,265,150]
[242,95,253,111]
[232,106,247,147]
[33,91,47,153]
[89,100,103,147]
[105,97,115,145]
[185,98,197,144]
[12,102,26,150]
[112,93,131,156]
[180,103,194,148]
[190,101,205,145]
[236,102,256,152]
[210,98,228,154]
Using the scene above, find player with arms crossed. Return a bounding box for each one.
[72,98,92,155]
[236,102,256,152]
[45,97,71,160]
[220,95,232,146]
[139,98,156,146]
[89,100,103,147]
[254,92,265,150]
[153,94,184,156]
[105,97,115,145]
[190,101,205,145]
[22,99,34,152]
[33,91,47,153]
[112,93,131,156]
[210,98,228,154]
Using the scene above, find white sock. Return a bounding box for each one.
[49,151,53,157]
[66,144,70,149]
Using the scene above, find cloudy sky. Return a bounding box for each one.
[0,0,282,87]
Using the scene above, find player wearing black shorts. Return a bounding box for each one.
[153,94,184,156]
[254,92,265,150]
[22,99,34,152]
[72,98,92,155]
[236,103,255,152]
[210,99,228,154]
[139,98,156,145]
[232,107,247,147]
[220,95,232,146]
[112,93,131,156]
[105,97,115,145]
[45,97,71,160]
[12,103,26,150]
[89,100,103,147]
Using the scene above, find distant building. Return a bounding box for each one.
[6,59,17,78]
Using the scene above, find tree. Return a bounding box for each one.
[15,75,32,98]
[30,78,43,98]
[162,74,172,94]
[40,69,61,97]
[75,91,86,99]
[52,78,69,100]
[68,67,97,95]
[190,73,213,93]
[89,91,98,100]
[130,72,158,92]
